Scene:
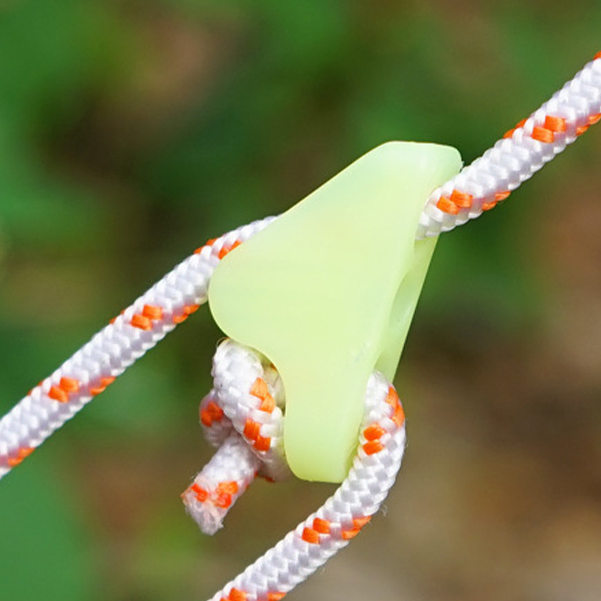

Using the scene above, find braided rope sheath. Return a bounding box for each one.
[184,341,406,601]
[1,53,599,479]
[417,51,601,238]
[0,50,599,601]
[0,217,276,478]
[182,341,289,535]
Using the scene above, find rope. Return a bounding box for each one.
[0,216,275,479]
[183,340,406,601]
[182,340,290,535]
[0,52,600,601]
[418,51,601,238]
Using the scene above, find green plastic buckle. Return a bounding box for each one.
[209,141,461,483]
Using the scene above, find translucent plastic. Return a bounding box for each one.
[209,141,461,482]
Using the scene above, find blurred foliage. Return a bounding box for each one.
[0,1,600,600]
[0,446,99,601]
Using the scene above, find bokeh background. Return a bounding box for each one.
[1,1,601,600]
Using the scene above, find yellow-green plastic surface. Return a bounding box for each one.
[209,141,462,482]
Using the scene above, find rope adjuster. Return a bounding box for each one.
[208,141,462,482]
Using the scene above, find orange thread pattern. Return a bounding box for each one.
[544,115,567,132]
[90,376,116,396]
[48,377,82,403]
[173,303,200,324]
[194,237,218,254]
[254,435,271,452]
[250,377,276,412]
[480,189,511,213]
[385,386,406,427]
[531,125,555,143]
[217,481,239,495]
[243,419,261,440]
[200,401,225,427]
[362,440,384,455]
[301,516,371,544]
[503,118,527,139]
[438,101,597,218]
[243,406,272,451]
[130,304,164,331]
[312,518,331,534]
[363,424,386,441]
[302,527,320,544]
[436,196,460,215]
[353,516,372,529]
[450,189,473,209]
[214,494,232,509]
[437,189,474,214]
[222,588,247,601]
[250,377,269,399]
[214,481,240,509]
[90,376,117,396]
[218,240,242,260]
[341,527,362,540]
[59,377,79,393]
[190,483,209,502]
[6,447,34,467]
[130,314,151,330]
[142,305,163,320]
[48,386,68,403]
[184,481,241,510]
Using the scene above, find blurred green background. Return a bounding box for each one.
[1,1,601,600]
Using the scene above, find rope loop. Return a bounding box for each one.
[182,339,408,600]
[182,340,290,534]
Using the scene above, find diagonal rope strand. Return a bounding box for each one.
[0,217,276,479]
[1,53,599,478]
[0,48,599,601]
[417,52,601,237]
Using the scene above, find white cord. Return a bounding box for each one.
[0,50,599,601]
[0,217,276,479]
[417,52,601,237]
[2,53,599,478]
[183,340,406,601]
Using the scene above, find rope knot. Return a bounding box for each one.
[180,338,406,600]
[182,339,290,534]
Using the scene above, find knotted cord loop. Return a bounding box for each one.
[1,53,599,480]
[0,49,600,601]
[182,340,289,534]
[182,339,407,601]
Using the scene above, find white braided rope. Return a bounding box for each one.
[0,50,599,601]
[183,432,261,535]
[1,54,599,478]
[209,341,288,481]
[184,340,406,601]
[182,341,290,535]
[0,217,276,478]
[417,53,601,238]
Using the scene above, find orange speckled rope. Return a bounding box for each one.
[182,339,406,601]
[418,51,601,237]
[0,51,600,601]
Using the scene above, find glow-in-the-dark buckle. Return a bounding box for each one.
[209,141,462,482]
